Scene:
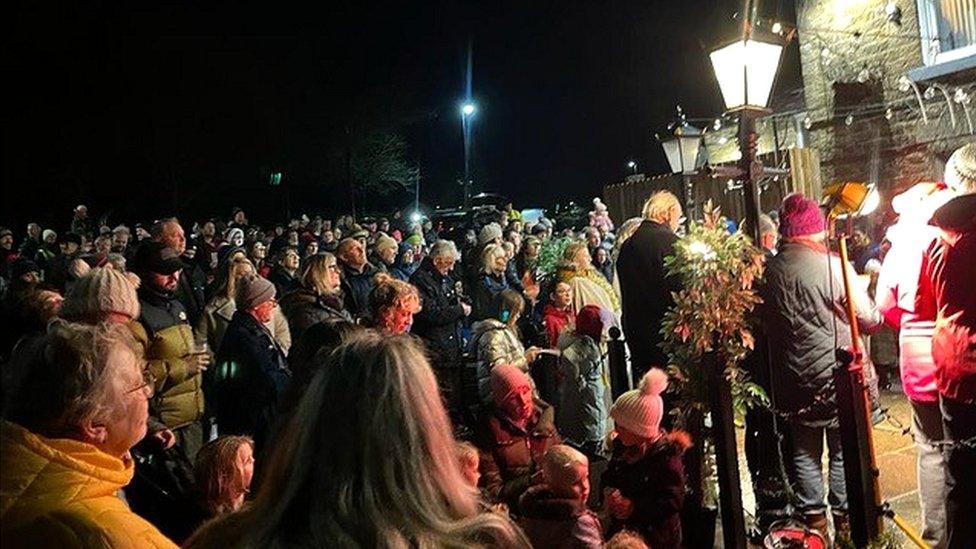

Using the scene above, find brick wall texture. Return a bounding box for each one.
[796,0,975,195]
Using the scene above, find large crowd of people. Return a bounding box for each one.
[0,141,973,548]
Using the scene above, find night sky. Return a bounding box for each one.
[3,0,800,230]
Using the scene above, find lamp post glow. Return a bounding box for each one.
[461,101,477,208]
[627,160,637,174]
[709,39,784,111]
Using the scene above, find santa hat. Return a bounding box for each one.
[610,369,669,439]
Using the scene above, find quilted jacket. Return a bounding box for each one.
[758,240,882,423]
[134,286,206,430]
[0,421,177,548]
[470,318,528,403]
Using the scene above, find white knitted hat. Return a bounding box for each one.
[944,142,976,194]
[61,266,140,322]
[610,369,669,439]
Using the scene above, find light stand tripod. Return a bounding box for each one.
[824,183,929,549]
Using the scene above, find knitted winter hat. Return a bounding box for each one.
[42,229,57,241]
[406,234,424,246]
[61,266,140,322]
[944,142,976,194]
[11,259,40,279]
[373,234,398,254]
[610,368,669,440]
[575,305,604,341]
[490,363,532,403]
[778,193,826,238]
[478,222,503,246]
[236,274,276,311]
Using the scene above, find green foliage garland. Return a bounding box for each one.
[660,202,768,502]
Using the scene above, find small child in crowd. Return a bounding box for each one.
[518,445,603,548]
[456,441,481,489]
[602,369,689,549]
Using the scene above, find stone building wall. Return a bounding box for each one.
[795,0,975,194]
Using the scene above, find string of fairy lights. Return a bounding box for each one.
[670,5,975,171]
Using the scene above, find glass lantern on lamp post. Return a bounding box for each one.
[708,35,784,245]
[659,106,703,223]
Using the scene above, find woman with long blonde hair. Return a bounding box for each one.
[185,332,529,548]
[278,252,351,343]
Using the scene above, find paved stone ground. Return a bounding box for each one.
[724,386,924,547]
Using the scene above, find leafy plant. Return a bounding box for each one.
[535,236,572,283]
[660,201,768,501]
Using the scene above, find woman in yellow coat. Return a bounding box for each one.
[0,321,176,548]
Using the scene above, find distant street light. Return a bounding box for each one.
[627,160,637,174]
[461,102,477,116]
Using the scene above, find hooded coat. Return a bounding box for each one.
[0,421,177,548]
[915,194,976,403]
[601,431,691,549]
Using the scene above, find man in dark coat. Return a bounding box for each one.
[410,240,471,415]
[337,237,377,319]
[214,274,291,455]
[615,191,683,384]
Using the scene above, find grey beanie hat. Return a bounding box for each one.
[478,222,503,246]
[235,274,276,311]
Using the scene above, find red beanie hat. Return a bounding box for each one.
[779,193,826,238]
[576,305,604,341]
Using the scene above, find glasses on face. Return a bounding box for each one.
[128,370,156,399]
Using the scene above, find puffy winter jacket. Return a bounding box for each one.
[477,401,561,509]
[555,332,609,446]
[278,288,351,345]
[758,240,881,423]
[916,194,976,404]
[470,318,528,402]
[133,287,204,430]
[0,421,177,548]
[518,485,603,548]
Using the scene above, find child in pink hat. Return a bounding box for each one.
[601,369,691,549]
